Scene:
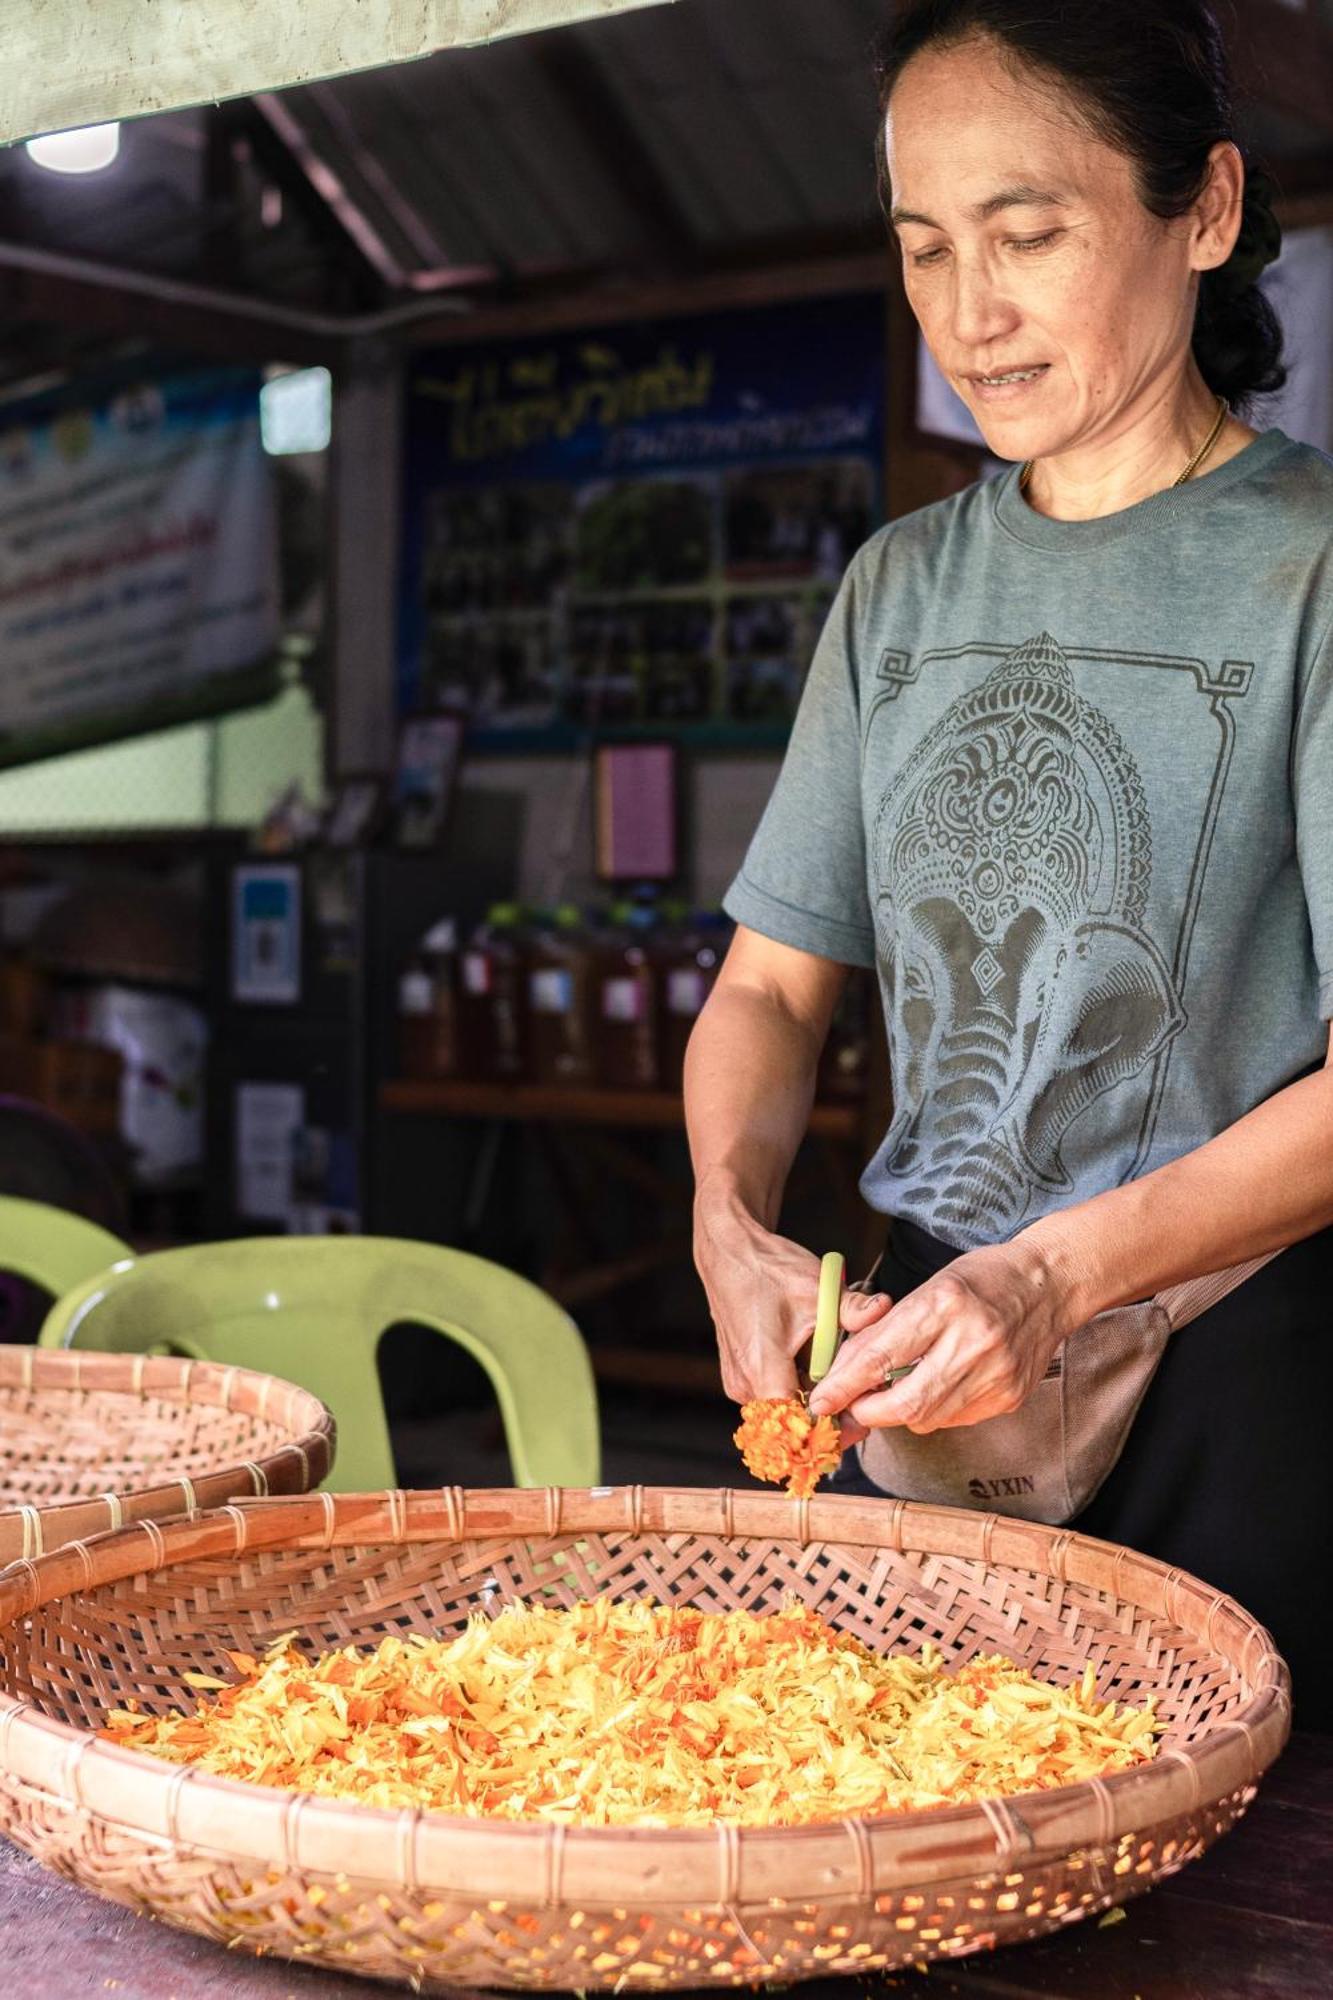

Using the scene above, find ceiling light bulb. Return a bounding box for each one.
[26,123,121,175]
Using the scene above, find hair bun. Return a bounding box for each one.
[1213,167,1283,295]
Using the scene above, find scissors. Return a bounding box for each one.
[806,1250,918,1392]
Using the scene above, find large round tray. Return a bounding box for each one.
[0,1486,1289,1991]
[0,1347,334,1565]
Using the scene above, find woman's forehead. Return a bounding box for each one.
[885,37,1110,183]
[885,86,1129,217]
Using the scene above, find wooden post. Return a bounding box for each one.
[328,345,402,779]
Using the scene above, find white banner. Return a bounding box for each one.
[0,370,279,753]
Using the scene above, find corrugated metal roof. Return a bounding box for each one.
[585,0,886,245]
[265,0,888,282]
[0,0,1327,390]
[301,41,653,275]
[3,0,1330,281]
[279,0,1331,290]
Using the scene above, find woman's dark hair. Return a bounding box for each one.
[873,0,1286,414]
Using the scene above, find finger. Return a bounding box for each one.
[790,1289,876,1364]
[786,1314,818,1363]
[837,1413,869,1449]
[738,1348,803,1401]
[846,1356,948,1432]
[717,1332,801,1405]
[807,1315,936,1417]
[845,1330,1012,1433]
[889,1369,1025,1434]
[800,1292,893,1392]
[718,1353,753,1404]
[840,1290,893,1329]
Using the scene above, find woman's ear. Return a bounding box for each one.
[1192,139,1245,276]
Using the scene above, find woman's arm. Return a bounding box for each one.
[1033,1022,1333,1323]
[810,1026,1333,1438]
[686,925,890,1402]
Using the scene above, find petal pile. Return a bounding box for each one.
[734,1396,843,1497]
[101,1599,1159,1827]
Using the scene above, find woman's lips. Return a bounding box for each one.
[967,364,1050,403]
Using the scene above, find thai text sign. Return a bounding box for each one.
[0,369,279,759]
[398,292,885,738]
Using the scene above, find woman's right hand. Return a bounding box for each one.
[683,926,890,1408]
[694,1184,893,1404]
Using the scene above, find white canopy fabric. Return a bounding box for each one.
[2,0,671,146]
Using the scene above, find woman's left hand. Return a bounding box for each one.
[806,1237,1077,1443]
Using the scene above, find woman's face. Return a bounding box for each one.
[885,36,1211,460]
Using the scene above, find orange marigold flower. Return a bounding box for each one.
[98,1607,1159,1827]
[734,1396,843,1499]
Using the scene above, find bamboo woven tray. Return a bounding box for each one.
[0,1347,335,1566]
[0,1486,1289,1991]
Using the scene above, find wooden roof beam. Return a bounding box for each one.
[0,250,346,370]
[0,0,674,146]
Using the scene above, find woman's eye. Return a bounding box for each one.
[909,230,1061,268]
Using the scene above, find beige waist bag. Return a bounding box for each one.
[856,1250,1280,1523]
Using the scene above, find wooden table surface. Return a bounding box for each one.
[379,1076,863,1139]
[2,1729,1328,1999]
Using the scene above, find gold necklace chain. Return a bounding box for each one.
[1018,392,1229,501]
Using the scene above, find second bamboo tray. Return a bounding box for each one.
[0,1346,335,1566]
[0,1485,1290,1991]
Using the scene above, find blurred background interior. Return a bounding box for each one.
[0,0,1330,1489]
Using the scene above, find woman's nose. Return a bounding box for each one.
[949,260,1020,349]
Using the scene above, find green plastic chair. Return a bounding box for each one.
[0,1193,133,1301]
[39,1235,600,1493]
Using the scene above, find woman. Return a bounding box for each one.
[685,0,1333,1726]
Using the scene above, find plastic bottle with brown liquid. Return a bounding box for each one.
[396,917,460,1079]
[592,901,659,1091]
[526,905,595,1086]
[458,903,529,1081]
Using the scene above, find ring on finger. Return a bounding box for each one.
[880,1359,919,1389]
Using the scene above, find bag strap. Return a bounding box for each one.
[860,1231,1282,1335]
[1156,1247,1282,1331]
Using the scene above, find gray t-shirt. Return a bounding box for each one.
[725,428,1333,1249]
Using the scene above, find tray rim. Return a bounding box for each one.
[0,1484,1291,1906]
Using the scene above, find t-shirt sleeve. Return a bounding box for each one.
[1293,616,1333,1018]
[722,563,875,968]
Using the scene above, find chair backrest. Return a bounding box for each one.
[0,1096,129,1233]
[40,1235,600,1493]
[0,1193,132,1301]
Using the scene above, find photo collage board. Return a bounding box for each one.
[397,291,886,743]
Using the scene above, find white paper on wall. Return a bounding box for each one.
[235,1081,304,1223]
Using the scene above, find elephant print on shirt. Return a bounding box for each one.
[871,629,1186,1237]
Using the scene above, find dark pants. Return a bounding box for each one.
[826,1215,1333,1732]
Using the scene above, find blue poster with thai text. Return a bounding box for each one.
[398,291,885,742]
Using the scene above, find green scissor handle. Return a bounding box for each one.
[808,1251,845,1383]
